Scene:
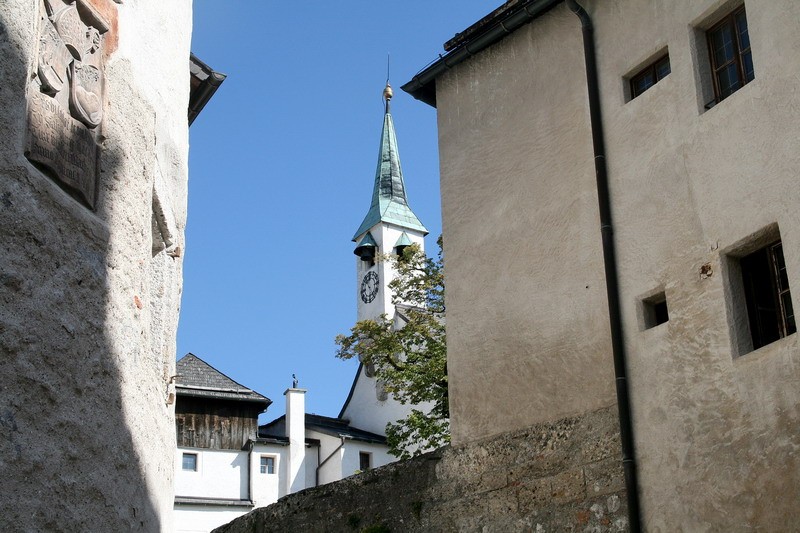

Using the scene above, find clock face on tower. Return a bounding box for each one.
[360,271,379,303]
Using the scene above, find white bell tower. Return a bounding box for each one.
[339,81,429,436]
[352,81,428,323]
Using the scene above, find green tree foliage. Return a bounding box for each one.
[335,237,448,459]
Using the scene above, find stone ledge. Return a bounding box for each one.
[175,497,254,507]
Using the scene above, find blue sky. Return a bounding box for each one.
[181,1,495,422]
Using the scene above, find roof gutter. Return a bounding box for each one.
[400,0,563,107]
[188,53,226,126]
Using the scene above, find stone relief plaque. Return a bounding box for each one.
[25,0,109,209]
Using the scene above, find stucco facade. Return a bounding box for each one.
[435,5,614,444]
[407,0,800,529]
[1,1,193,530]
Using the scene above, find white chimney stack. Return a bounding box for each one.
[284,385,307,494]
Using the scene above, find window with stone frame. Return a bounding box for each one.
[706,5,754,106]
[260,455,275,474]
[182,452,197,471]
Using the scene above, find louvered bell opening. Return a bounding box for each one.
[394,232,413,259]
[354,243,376,262]
[355,232,378,262]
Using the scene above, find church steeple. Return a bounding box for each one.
[352,82,428,241]
[341,80,433,428]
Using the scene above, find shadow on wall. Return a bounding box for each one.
[0,8,167,531]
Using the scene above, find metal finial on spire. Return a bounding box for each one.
[383,54,393,113]
[383,81,393,113]
[292,374,298,388]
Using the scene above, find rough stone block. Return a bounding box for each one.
[584,457,626,497]
[483,487,519,515]
[549,467,586,505]
[516,476,553,513]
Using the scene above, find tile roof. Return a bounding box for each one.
[176,353,271,406]
[259,413,386,445]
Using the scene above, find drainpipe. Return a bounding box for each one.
[246,440,253,504]
[565,1,641,531]
[315,436,346,487]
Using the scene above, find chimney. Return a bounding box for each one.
[284,386,307,494]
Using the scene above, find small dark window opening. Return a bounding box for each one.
[706,6,753,107]
[359,452,371,471]
[630,55,671,99]
[741,241,796,350]
[643,292,669,329]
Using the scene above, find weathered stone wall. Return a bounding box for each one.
[214,406,627,533]
[0,1,191,530]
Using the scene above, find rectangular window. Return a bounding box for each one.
[359,452,371,471]
[630,54,671,99]
[740,241,795,350]
[706,5,753,105]
[642,291,669,330]
[182,453,197,471]
[260,456,275,474]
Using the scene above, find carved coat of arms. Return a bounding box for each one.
[26,0,110,209]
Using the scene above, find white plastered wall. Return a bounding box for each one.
[250,443,289,507]
[174,448,248,500]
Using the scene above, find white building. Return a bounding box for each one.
[173,354,394,533]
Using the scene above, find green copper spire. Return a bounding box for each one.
[352,83,428,241]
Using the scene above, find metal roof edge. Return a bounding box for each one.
[309,426,387,445]
[352,204,429,242]
[189,53,227,126]
[401,0,564,107]
[337,361,363,419]
[175,389,272,407]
